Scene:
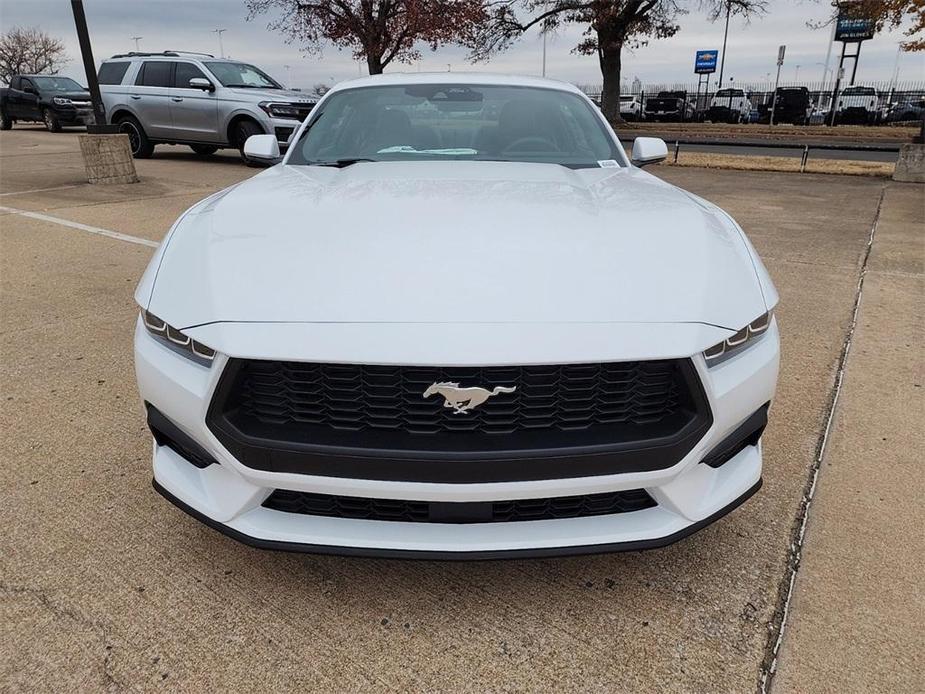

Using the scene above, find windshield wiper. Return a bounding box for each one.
[310,158,377,168]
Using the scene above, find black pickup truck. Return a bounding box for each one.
[0,75,93,132]
[770,87,813,125]
[644,91,694,122]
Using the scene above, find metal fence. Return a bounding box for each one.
[577,79,925,125]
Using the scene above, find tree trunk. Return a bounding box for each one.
[598,39,624,126]
[366,53,384,75]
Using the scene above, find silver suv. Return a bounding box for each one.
[98,51,317,160]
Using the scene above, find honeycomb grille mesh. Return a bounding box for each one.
[233,360,684,437]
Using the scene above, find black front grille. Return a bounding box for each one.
[207,358,711,482]
[221,360,686,438]
[263,488,657,524]
[289,104,316,121]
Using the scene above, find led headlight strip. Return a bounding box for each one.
[142,311,215,364]
[704,311,773,366]
[258,101,301,118]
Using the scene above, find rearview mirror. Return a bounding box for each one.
[631,137,667,167]
[189,77,214,92]
[243,134,281,165]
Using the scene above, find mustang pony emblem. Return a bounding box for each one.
[422,382,517,414]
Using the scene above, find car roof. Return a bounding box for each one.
[104,53,221,62]
[326,72,585,96]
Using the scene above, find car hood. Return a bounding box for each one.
[226,87,315,103]
[146,161,767,330]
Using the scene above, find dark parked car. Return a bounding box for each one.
[0,75,93,132]
[771,87,812,125]
[644,91,695,122]
[886,96,925,123]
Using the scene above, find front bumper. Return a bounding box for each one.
[136,318,780,558]
[837,107,875,124]
[263,116,301,147]
[52,105,93,125]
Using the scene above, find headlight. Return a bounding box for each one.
[258,101,301,118]
[53,97,73,106]
[142,311,215,365]
[703,311,773,366]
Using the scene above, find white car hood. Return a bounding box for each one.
[147,161,766,330]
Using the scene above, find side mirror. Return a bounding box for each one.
[23,86,36,95]
[243,134,281,165]
[189,77,214,92]
[631,137,668,167]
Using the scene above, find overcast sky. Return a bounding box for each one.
[2,0,922,89]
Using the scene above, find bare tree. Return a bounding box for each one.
[0,27,69,85]
[470,1,765,123]
[246,0,487,75]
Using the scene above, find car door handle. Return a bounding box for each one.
[171,97,183,103]
[130,95,141,100]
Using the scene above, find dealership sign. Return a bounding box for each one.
[694,50,718,74]
[835,15,875,42]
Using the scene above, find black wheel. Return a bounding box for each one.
[233,119,264,164]
[42,109,61,133]
[189,144,219,155]
[117,115,154,158]
[0,111,12,130]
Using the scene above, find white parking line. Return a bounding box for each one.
[0,184,82,197]
[0,205,158,248]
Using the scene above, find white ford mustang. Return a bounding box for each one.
[135,73,779,559]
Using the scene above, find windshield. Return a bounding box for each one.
[288,84,620,168]
[203,61,280,89]
[843,87,875,95]
[30,76,83,91]
[715,89,744,97]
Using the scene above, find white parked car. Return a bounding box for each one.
[136,73,780,559]
[834,85,879,124]
[619,94,643,121]
[707,88,752,123]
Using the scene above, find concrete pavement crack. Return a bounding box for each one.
[1,581,128,691]
[756,184,888,694]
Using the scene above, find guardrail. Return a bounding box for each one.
[626,137,901,172]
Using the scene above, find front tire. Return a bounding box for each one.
[233,119,264,164]
[117,115,154,158]
[43,109,61,133]
[189,144,219,155]
[0,111,12,130]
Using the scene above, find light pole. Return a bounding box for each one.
[212,28,227,58]
[717,0,731,87]
[284,64,291,89]
[130,35,142,52]
[815,62,833,106]
[794,64,800,83]
[890,43,902,89]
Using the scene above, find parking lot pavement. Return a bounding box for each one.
[771,183,924,693]
[0,128,915,691]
